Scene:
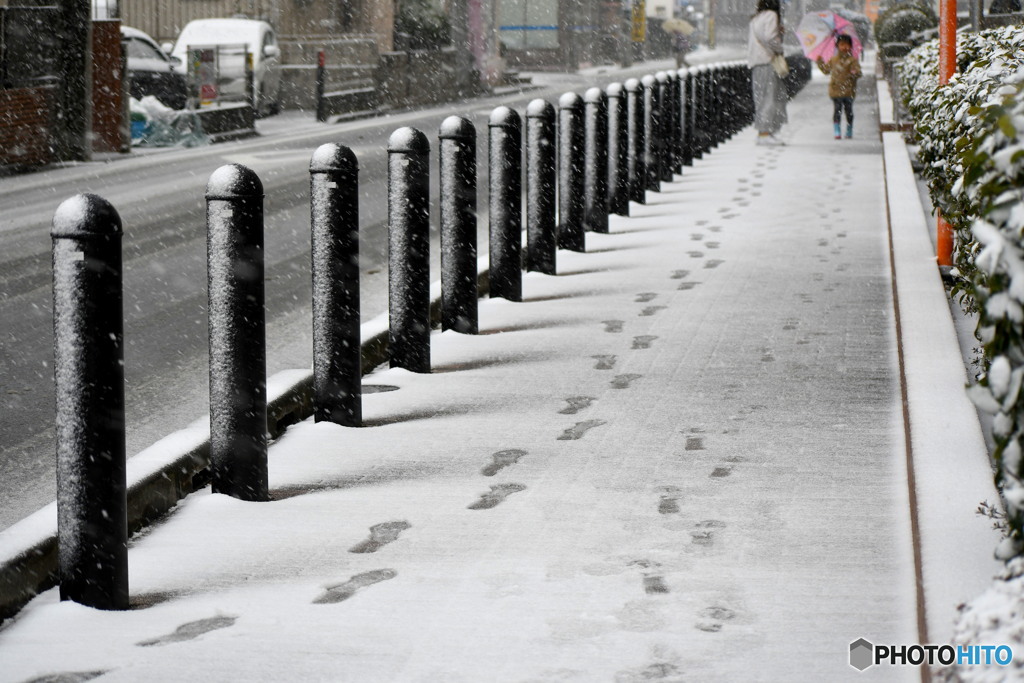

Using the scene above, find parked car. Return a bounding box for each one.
[121,26,188,110]
[167,18,281,116]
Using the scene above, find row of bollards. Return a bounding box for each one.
[48,61,753,610]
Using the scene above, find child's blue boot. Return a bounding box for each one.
[834,123,841,139]
[845,124,853,139]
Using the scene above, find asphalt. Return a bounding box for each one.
[0,58,1006,681]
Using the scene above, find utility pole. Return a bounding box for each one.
[936,0,956,268]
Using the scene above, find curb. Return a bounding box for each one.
[0,271,487,622]
[881,122,1003,645]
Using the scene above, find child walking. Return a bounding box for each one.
[817,34,861,139]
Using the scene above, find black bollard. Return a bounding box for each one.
[641,74,660,193]
[606,82,629,217]
[696,66,712,154]
[692,65,706,160]
[51,194,128,610]
[388,127,432,373]
[680,68,694,167]
[310,143,361,427]
[439,115,478,334]
[655,72,673,183]
[583,87,609,234]
[709,65,722,148]
[667,71,683,175]
[525,98,557,274]
[558,91,586,252]
[206,164,268,502]
[624,78,646,204]
[719,65,733,138]
[488,106,523,301]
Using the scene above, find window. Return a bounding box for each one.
[126,37,167,62]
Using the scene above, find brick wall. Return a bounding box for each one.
[92,19,128,154]
[0,86,56,167]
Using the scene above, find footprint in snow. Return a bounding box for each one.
[632,335,658,350]
[137,616,237,647]
[690,519,726,547]
[349,521,411,554]
[313,569,397,604]
[657,485,682,514]
[559,396,595,415]
[558,419,607,440]
[468,483,526,510]
[21,672,108,683]
[481,449,527,476]
[629,559,671,595]
[696,605,738,632]
[611,374,642,389]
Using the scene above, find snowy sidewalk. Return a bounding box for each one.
[0,72,991,681]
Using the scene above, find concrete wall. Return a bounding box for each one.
[377,48,483,109]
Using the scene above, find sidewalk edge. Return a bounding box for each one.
[882,130,1003,649]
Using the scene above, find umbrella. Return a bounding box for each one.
[662,17,696,36]
[834,8,872,45]
[795,10,863,62]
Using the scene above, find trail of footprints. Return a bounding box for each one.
[589,255,745,633]
[635,424,746,634]
[90,223,746,662]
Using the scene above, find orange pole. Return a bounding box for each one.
[936,0,957,267]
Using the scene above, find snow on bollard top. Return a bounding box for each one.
[309,143,357,174]
[584,86,605,104]
[625,78,642,92]
[439,115,475,140]
[606,82,624,98]
[489,106,520,128]
[558,91,582,110]
[206,163,263,200]
[526,98,554,118]
[641,74,657,88]
[51,194,122,239]
[388,127,429,154]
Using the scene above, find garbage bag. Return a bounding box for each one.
[130,96,209,148]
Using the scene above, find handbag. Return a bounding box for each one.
[771,54,789,78]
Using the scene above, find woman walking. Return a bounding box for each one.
[748,0,788,145]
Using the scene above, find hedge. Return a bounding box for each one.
[899,27,1024,559]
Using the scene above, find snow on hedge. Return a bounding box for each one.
[900,26,1024,557]
[900,27,1024,680]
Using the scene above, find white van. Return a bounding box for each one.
[168,18,281,115]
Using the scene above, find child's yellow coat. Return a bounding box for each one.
[818,53,862,99]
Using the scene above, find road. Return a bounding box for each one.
[0,58,714,531]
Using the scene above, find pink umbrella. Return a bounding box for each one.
[795,10,863,62]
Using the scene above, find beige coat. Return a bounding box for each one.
[818,52,862,98]
[748,11,783,67]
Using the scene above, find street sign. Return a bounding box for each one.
[631,0,647,41]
